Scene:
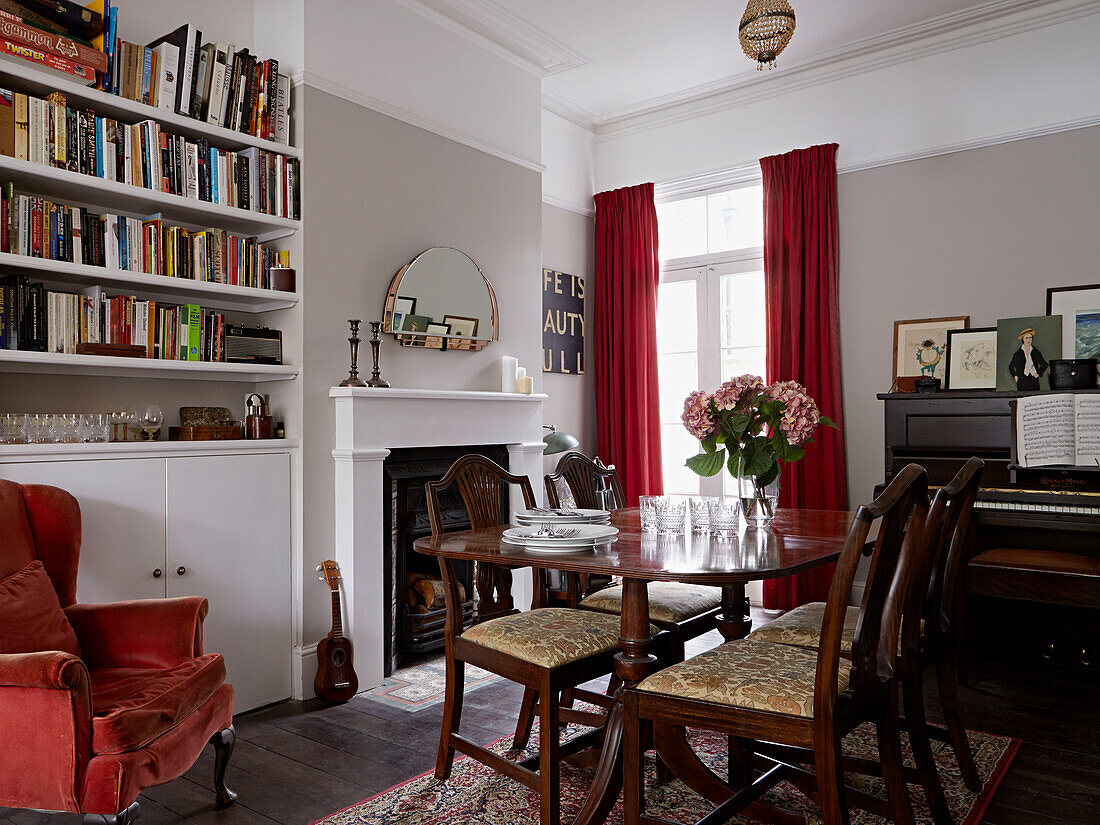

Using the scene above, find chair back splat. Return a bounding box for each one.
[426,454,537,534]
[545,451,627,509]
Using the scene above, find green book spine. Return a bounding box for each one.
[184,303,201,361]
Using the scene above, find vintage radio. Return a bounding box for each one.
[225,325,283,364]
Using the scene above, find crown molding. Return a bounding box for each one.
[594,0,1100,140]
[655,163,762,201]
[542,193,594,217]
[295,72,545,173]
[392,0,588,77]
[542,86,601,134]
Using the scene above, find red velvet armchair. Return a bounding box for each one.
[0,480,237,825]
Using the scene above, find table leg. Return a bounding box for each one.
[569,578,656,825]
[717,583,752,641]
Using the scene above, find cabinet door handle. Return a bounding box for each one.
[176,566,187,576]
[152,568,163,579]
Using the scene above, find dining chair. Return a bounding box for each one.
[427,454,654,825]
[623,463,930,825]
[745,458,985,824]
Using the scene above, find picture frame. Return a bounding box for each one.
[1047,283,1100,361]
[390,311,405,334]
[401,314,431,333]
[945,327,997,390]
[393,296,417,316]
[892,316,970,385]
[443,315,479,339]
[426,322,451,350]
[995,315,1062,391]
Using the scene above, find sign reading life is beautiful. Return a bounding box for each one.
[542,268,584,374]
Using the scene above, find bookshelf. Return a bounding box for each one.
[0,50,302,379]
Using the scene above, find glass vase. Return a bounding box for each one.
[737,470,779,528]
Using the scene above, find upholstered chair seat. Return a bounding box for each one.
[637,638,852,718]
[462,608,656,668]
[581,582,722,624]
[747,601,858,653]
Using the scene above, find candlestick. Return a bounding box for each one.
[339,319,367,387]
[367,321,390,388]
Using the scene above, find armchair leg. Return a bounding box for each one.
[83,802,140,825]
[209,725,239,808]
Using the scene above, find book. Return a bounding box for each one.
[274,73,288,144]
[1015,393,1100,468]
[151,40,177,110]
[146,23,198,117]
[196,42,215,120]
[206,41,230,125]
[0,87,12,156]
[12,90,25,158]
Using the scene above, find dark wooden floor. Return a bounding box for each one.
[3,620,1097,825]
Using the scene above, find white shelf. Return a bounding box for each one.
[0,349,298,382]
[0,252,298,313]
[0,438,299,461]
[0,154,299,240]
[0,55,300,159]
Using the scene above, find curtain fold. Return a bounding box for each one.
[761,144,847,610]
[593,182,663,505]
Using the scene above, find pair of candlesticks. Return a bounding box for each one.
[339,320,389,388]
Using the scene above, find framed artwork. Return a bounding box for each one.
[401,314,431,333]
[394,296,417,316]
[443,315,479,338]
[945,327,997,390]
[893,316,970,385]
[390,311,405,333]
[426,322,450,350]
[995,315,1062,391]
[1047,283,1100,361]
[542,268,585,375]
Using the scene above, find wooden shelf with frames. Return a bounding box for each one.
[0,252,298,313]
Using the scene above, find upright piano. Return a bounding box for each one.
[879,391,1100,668]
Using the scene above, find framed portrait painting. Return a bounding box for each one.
[893,316,970,386]
[443,315,479,339]
[995,315,1062,391]
[945,327,996,390]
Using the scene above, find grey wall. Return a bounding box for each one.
[541,203,596,473]
[838,125,1100,507]
[298,86,542,643]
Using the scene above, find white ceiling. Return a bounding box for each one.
[410,0,1049,126]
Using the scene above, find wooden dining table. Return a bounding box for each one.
[414,506,854,825]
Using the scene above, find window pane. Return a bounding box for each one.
[707,186,763,253]
[657,280,697,354]
[658,352,698,421]
[720,271,765,348]
[721,346,766,381]
[656,197,707,261]
[661,424,701,495]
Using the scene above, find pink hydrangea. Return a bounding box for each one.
[681,390,716,440]
[712,374,765,412]
[766,380,821,445]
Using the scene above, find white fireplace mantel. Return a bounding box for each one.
[330,386,547,690]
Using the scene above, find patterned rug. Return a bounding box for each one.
[362,658,499,711]
[313,720,1019,825]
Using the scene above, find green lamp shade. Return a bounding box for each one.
[543,426,580,455]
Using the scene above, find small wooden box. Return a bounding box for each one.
[168,425,243,441]
[75,343,148,358]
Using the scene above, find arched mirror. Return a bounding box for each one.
[382,248,499,351]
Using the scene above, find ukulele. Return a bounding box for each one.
[315,560,359,703]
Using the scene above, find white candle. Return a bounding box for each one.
[500,356,518,393]
[518,375,534,394]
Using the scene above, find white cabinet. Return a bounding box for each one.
[0,444,294,712]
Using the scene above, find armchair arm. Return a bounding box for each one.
[0,652,91,812]
[66,597,209,670]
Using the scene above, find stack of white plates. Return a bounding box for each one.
[513,507,611,526]
[502,523,619,553]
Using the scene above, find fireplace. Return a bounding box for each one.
[383,444,510,674]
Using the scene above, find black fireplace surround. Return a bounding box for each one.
[382,444,510,674]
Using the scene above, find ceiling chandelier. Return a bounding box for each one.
[739,0,796,70]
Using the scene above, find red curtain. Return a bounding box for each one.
[761,144,847,610]
[594,182,663,505]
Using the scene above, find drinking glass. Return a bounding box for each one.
[638,495,659,532]
[140,405,164,441]
[55,414,79,443]
[119,407,136,441]
[0,413,25,443]
[688,497,715,533]
[654,496,687,535]
[25,414,53,444]
[708,496,741,538]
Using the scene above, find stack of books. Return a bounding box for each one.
[1,271,239,361]
[0,88,299,218]
[0,3,291,145]
[0,184,289,288]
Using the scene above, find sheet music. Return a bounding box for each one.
[1016,394,1075,467]
[1075,395,1100,466]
